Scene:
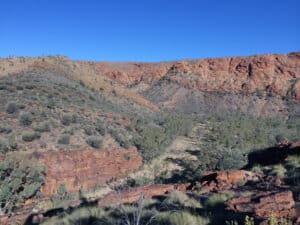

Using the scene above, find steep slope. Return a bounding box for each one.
[0,67,157,153]
[0,57,161,111]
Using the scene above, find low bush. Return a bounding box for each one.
[71,114,78,123]
[132,115,195,161]
[95,121,106,135]
[0,136,17,153]
[270,164,287,178]
[22,131,40,142]
[109,129,130,148]
[158,211,210,225]
[0,125,12,134]
[205,193,232,208]
[0,157,46,213]
[0,83,6,90]
[86,136,102,149]
[19,112,33,126]
[51,183,74,208]
[34,122,51,133]
[61,114,72,126]
[163,191,202,209]
[84,126,95,136]
[6,102,17,114]
[132,126,166,161]
[0,139,8,153]
[58,134,70,145]
[7,135,17,151]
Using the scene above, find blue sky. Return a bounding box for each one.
[0,0,299,62]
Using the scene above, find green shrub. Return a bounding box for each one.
[71,114,78,123]
[79,80,85,86]
[132,115,195,161]
[0,125,12,134]
[110,130,130,148]
[34,122,51,133]
[286,155,300,169]
[6,102,17,114]
[17,103,25,109]
[89,94,96,101]
[205,193,231,208]
[163,191,202,209]
[86,136,102,149]
[270,164,287,178]
[0,139,8,153]
[275,134,287,143]
[0,83,6,90]
[0,157,45,213]
[132,126,166,161]
[244,215,255,225]
[16,85,24,90]
[25,83,35,89]
[251,164,263,173]
[158,211,210,225]
[95,121,106,135]
[0,136,17,153]
[84,126,95,136]
[22,131,40,142]
[125,125,133,132]
[46,99,55,109]
[58,134,70,145]
[7,135,17,151]
[19,112,33,126]
[61,114,72,126]
[51,183,74,208]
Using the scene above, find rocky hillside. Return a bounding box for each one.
[0,53,299,225]
[1,52,300,116]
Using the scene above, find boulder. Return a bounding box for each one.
[226,190,295,219]
[194,170,260,192]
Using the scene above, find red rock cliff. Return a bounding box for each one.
[87,53,300,101]
[38,147,142,195]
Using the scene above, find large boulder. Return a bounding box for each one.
[193,170,260,192]
[226,190,295,219]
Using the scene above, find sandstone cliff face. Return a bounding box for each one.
[142,53,300,117]
[85,53,300,102]
[163,53,300,99]
[38,147,142,195]
[91,62,171,86]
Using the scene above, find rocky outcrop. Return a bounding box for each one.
[142,53,300,116]
[38,147,142,195]
[91,62,171,86]
[162,53,300,100]
[98,183,190,207]
[88,53,300,102]
[227,190,296,219]
[193,170,260,192]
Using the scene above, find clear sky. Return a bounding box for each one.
[0,0,299,62]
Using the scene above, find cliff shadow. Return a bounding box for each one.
[245,143,300,169]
